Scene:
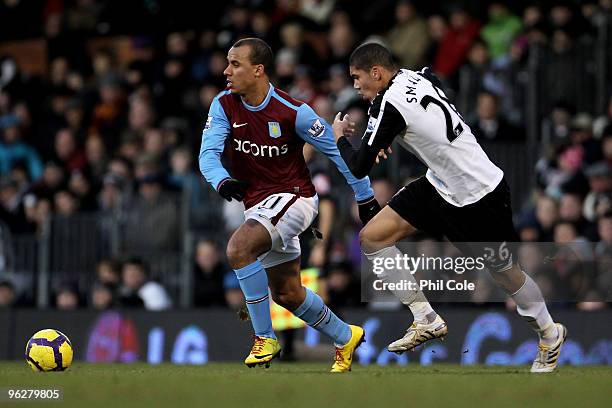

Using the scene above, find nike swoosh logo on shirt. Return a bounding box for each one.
[233,122,248,128]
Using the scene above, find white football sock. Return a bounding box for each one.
[511,272,559,346]
[408,302,436,325]
[365,246,436,324]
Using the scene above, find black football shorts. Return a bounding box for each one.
[388,176,520,271]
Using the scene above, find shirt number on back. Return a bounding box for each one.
[420,95,464,143]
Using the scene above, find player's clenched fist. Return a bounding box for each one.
[332,112,355,142]
[333,112,391,164]
[217,178,249,202]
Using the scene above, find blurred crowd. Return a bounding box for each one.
[0,0,611,310]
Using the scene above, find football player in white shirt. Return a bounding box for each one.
[332,42,566,373]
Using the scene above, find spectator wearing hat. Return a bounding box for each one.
[0,114,43,181]
[98,172,127,213]
[583,162,612,222]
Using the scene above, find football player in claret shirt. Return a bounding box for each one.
[333,42,566,373]
[199,38,381,372]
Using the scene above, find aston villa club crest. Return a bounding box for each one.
[268,121,282,138]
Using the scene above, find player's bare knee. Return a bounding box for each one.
[226,221,271,269]
[225,243,243,269]
[226,236,255,269]
[359,225,380,253]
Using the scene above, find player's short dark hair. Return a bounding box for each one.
[232,38,274,75]
[349,42,398,72]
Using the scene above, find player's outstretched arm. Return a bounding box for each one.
[295,104,381,224]
[332,99,406,179]
[198,94,233,193]
[294,103,374,202]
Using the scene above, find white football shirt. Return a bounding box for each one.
[365,68,504,207]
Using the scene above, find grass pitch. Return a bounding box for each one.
[0,362,611,408]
